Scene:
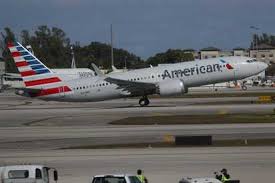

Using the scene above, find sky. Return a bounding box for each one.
[0,0,275,59]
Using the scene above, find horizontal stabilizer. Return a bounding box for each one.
[15,88,42,97]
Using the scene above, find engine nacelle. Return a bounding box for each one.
[157,79,187,96]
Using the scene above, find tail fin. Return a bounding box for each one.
[7,42,71,97]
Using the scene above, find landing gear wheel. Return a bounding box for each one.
[139,97,150,107]
[241,85,247,91]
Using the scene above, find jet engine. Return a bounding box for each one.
[157,79,188,96]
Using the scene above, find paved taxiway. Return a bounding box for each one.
[1,124,275,150]
[1,147,275,183]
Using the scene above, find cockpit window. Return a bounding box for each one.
[246,59,257,63]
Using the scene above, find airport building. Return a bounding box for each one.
[199,47,220,59]
[249,44,275,64]
[233,48,250,57]
[199,44,275,64]
[199,47,234,59]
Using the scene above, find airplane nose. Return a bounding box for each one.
[258,62,268,71]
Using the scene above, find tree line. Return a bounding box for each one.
[0,26,147,72]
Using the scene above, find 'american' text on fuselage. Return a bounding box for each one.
[162,63,221,79]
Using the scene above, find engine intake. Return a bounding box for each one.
[157,79,187,96]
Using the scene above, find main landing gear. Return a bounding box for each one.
[139,96,150,107]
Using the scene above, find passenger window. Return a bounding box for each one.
[36,168,42,179]
[8,170,29,179]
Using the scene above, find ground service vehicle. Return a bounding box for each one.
[179,177,222,183]
[0,165,58,183]
[91,174,141,183]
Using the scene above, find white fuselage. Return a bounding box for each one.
[39,56,268,102]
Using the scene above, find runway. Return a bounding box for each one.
[0,92,275,150]
[0,91,275,183]
[0,92,274,127]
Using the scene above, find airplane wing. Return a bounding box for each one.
[104,77,157,96]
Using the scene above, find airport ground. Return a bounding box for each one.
[0,87,275,183]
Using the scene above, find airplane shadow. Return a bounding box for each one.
[104,105,176,109]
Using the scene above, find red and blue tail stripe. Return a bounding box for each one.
[8,42,51,77]
[8,42,72,97]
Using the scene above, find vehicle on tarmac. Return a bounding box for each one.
[179,177,222,183]
[0,165,58,183]
[8,42,268,106]
[91,174,141,183]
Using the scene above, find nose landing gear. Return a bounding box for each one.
[139,96,150,107]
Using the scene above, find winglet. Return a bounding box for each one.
[91,63,104,77]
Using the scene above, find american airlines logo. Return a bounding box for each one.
[220,59,234,70]
[162,63,222,79]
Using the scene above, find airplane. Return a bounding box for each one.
[8,42,268,106]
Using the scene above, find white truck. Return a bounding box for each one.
[179,177,222,183]
[91,174,142,183]
[0,165,58,183]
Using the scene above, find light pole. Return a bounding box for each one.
[110,24,114,68]
[250,26,260,51]
[70,46,76,69]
